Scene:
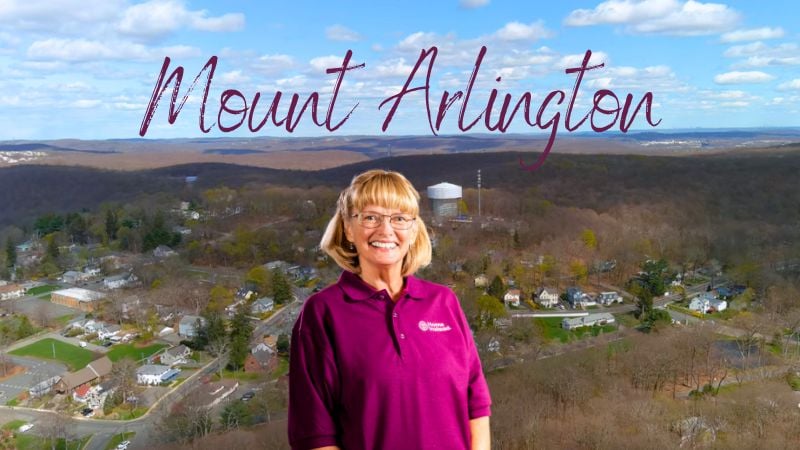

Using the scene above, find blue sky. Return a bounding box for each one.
[0,0,798,139]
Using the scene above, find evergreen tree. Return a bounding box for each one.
[271,269,293,305]
[227,304,254,371]
[105,209,119,240]
[487,275,505,298]
[5,238,15,268]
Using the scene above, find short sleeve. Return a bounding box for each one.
[453,291,492,419]
[288,302,341,449]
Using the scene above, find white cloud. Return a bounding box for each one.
[309,55,349,72]
[494,21,552,41]
[565,0,740,36]
[556,51,609,70]
[26,38,200,62]
[459,0,490,8]
[325,24,362,42]
[374,59,415,77]
[0,0,124,32]
[71,99,102,108]
[713,71,774,84]
[725,42,800,68]
[253,54,294,75]
[721,27,784,43]
[723,41,766,57]
[778,79,800,90]
[219,70,250,84]
[117,0,244,40]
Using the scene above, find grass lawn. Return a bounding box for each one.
[54,314,75,327]
[271,356,289,379]
[106,343,167,362]
[2,420,26,431]
[26,284,60,296]
[105,432,135,450]
[15,433,91,450]
[534,317,617,343]
[10,338,95,371]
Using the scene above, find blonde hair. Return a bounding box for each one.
[321,169,432,276]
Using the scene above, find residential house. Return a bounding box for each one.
[225,299,246,317]
[153,245,177,258]
[73,383,92,403]
[178,315,206,338]
[136,365,180,385]
[535,287,559,308]
[562,313,616,330]
[51,288,105,312]
[474,274,488,288]
[263,260,291,273]
[503,289,521,307]
[161,345,192,366]
[689,293,727,313]
[29,376,61,398]
[97,324,121,340]
[596,291,623,306]
[62,270,88,285]
[566,287,595,308]
[0,283,25,300]
[104,272,137,290]
[251,297,274,315]
[55,356,113,393]
[244,343,276,373]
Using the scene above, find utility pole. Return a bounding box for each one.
[477,169,482,219]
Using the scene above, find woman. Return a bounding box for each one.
[289,170,491,450]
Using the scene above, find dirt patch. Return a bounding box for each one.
[0,364,26,381]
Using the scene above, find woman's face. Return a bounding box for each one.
[344,204,417,274]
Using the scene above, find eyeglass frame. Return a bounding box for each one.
[350,211,417,230]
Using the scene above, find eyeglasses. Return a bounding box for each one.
[351,212,416,230]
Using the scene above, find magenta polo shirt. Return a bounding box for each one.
[288,270,491,450]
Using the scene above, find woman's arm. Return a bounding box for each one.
[470,416,491,450]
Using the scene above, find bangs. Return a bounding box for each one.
[349,172,419,215]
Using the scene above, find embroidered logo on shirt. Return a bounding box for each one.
[418,320,452,332]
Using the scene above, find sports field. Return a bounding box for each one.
[9,338,95,371]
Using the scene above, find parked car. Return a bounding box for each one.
[240,391,255,402]
[116,440,130,450]
[81,408,94,417]
[18,423,34,432]
[78,341,88,348]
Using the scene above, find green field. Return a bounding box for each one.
[535,317,617,343]
[107,343,168,362]
[9,338,95,371]
[105,432,135,450]
[25,284,61,296]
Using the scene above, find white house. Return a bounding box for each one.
[161,345,192,366]
[136,365,180,385]
[535,287,559,308]
[503,289,521,307]
[104,272,137,290]
[251,297,274,314]
[97,324,121,340]
[689,293,726,313]
[0,283,25,300]
[562,313,616,330]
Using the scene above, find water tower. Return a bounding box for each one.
[427,182,462,218]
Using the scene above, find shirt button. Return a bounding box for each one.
[392,312,398,318]
[399,333,406,339]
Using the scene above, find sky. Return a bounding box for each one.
[0,0,798,140]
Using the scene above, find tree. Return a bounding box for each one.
[110,357,138,406]
[276,333,290,355]
[476,294,507,329]
[487,275,505,299]
[105,209,119,241]
[207,284,233,313]
[228,304,254,371]
[581,228,597,251]
[5,238,15,268]
[271,269,292,305]
[569,259,588,283]
[221,400,253,430]
[246,266,271,295]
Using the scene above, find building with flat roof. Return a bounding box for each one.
[51,288,105,312]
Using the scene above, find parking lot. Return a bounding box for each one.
[0,355,66,404]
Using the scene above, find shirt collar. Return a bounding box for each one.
[337,270,425,301]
